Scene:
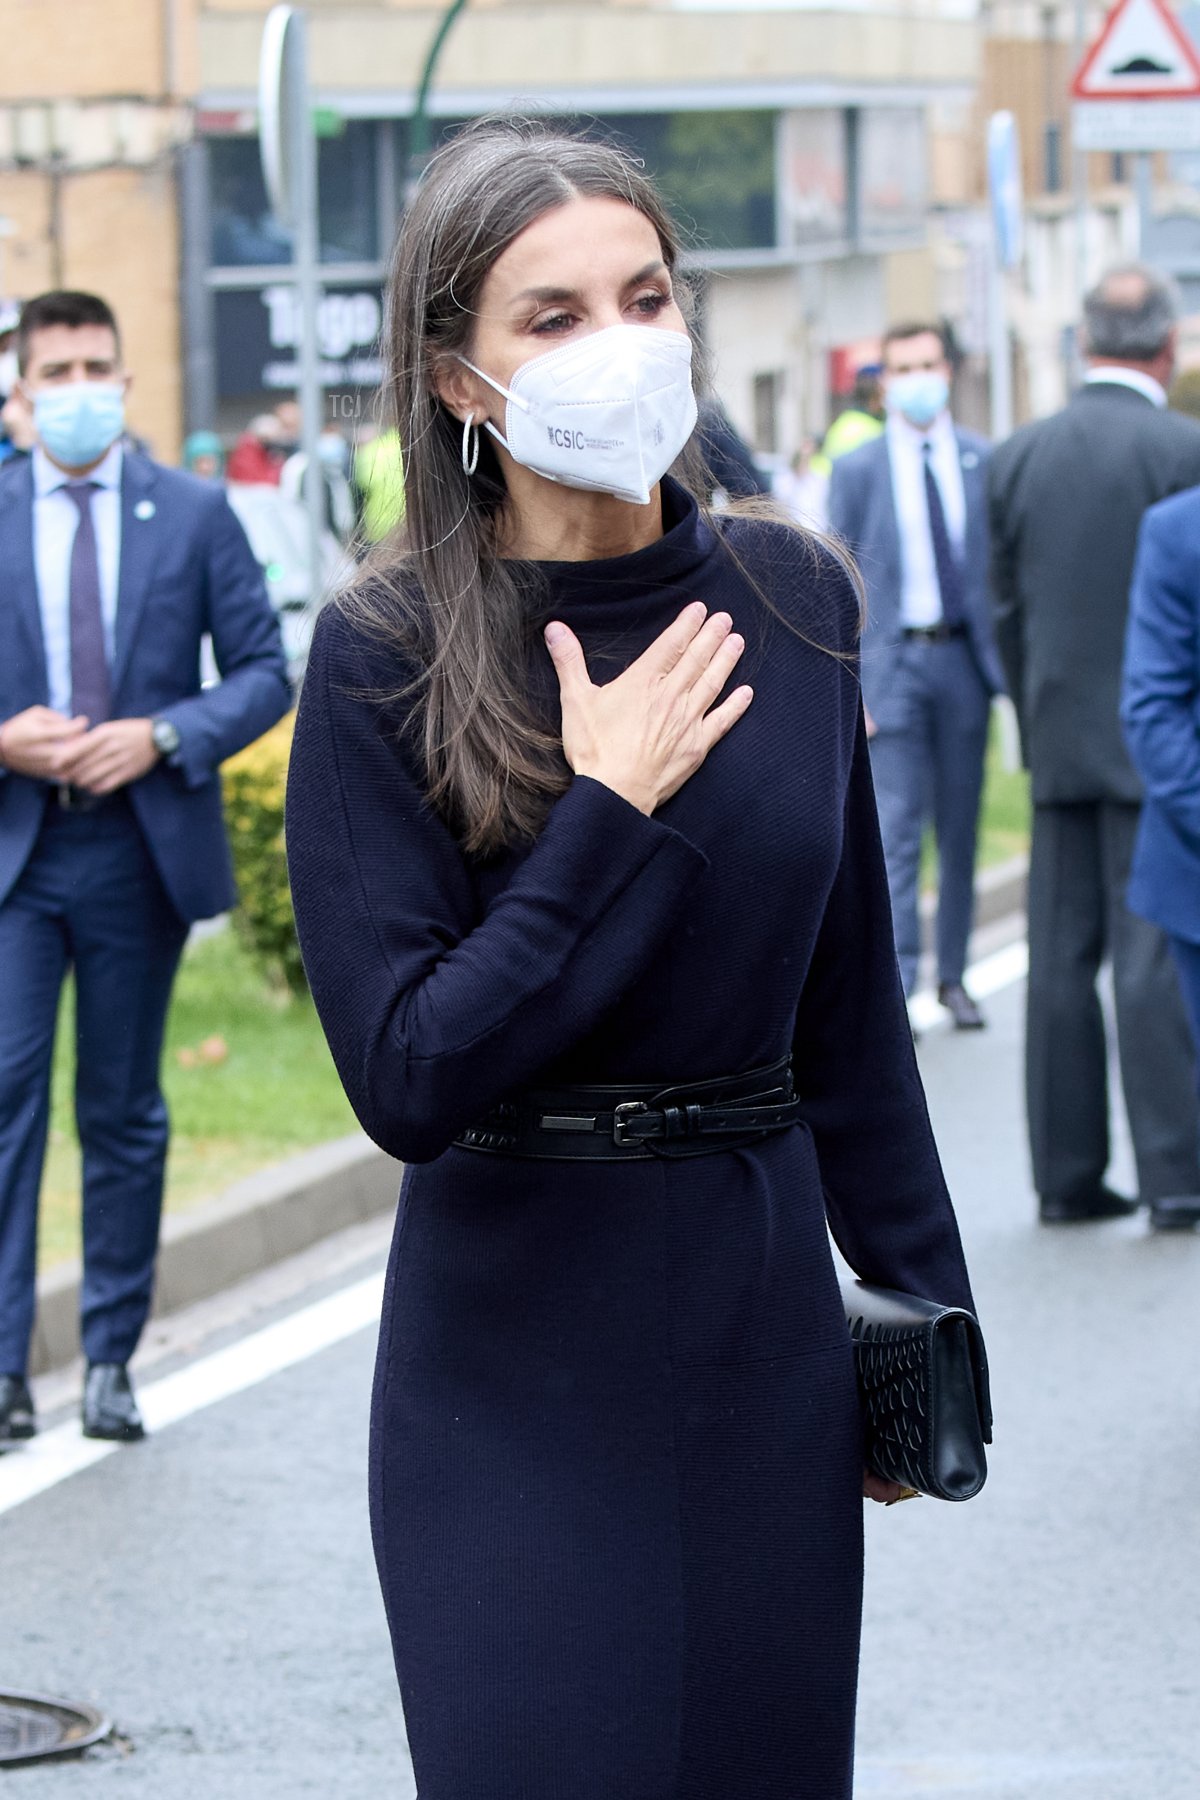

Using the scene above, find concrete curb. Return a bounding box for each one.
[31,856,1030,1379]
[31,1134,402,1378]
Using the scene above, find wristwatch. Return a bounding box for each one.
[151,717,182,760]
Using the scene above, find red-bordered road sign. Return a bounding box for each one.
[1072,0,1200,100]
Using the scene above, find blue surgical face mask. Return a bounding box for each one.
[887,370,949,431]
[33,381,126,468]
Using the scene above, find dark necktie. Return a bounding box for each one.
[64,481,111,725]
[922,442,965,630]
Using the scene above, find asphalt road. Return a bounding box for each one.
[3,952,1199,1799]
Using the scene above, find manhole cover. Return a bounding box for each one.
[0,1691,111,1766]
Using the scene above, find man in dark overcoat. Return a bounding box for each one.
[989,264,1200,1227]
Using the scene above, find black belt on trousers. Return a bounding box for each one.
[54,784,128,815]
[902,622,967,643]
[451,1054,802,1161]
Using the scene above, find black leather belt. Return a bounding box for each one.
[451,1054,802,1161]
[902,622,967,642]
[55,785,126,814]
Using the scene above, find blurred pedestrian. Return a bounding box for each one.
[773,436,829,530]
[989,263,1200,1227]
[822,364,885,464]
[285,117,980,1800]
[1120,492,1200,1229]
[182,429,226,481]
[0,299,18,403]
[226,411,287,484]
[1167,364,1200,421]
[273,398,302,452]
[0,386,35,466]
[352,424,405,542]
[0,301,26,467]
[280,425,357,543]
[829,321,1004,1028]
[0,290,290,1447]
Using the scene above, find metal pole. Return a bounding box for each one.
[989,254,1014,440]
[178,139,217,437]
[407,0,470,203]
[285,10,326,612]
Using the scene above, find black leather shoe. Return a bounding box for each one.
[0,1374,36,1443]
[82,1364,145,1442]
[1039,1185,1140,1224]
[1148,1194,1200,1231]
[938,982,987,1030]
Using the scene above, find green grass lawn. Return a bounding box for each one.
[38,928,356,1271]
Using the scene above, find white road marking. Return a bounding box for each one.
[908,938,1028,1035]
[2,938,1031,1519]
[0,1272,383,1518]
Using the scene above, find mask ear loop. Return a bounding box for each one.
[461,411,480,477]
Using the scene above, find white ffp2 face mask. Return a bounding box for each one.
[458,323,698,506]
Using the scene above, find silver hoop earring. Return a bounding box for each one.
[462,412,480,477]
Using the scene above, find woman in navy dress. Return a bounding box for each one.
[286,117,979,1800]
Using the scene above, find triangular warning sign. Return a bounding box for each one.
[1073,0,1200,98]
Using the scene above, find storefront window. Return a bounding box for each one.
[391,111,777,254]
[603,112,777,252]
[857,109,927,247]
[209,121,379,267]
[779,110,848,252]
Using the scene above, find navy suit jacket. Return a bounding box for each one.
[1122,486,1200,945]
[828,426,1005,727]
[0,450,291,922]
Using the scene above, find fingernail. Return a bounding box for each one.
[544,623,566,645]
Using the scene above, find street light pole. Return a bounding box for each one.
[406,0,470,204]
[259,5,325,617]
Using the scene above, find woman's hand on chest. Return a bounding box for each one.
[542,599,754,816]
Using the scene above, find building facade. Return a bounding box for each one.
[2,0,984,461]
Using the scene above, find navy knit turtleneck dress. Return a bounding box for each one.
[285,478,977,1800]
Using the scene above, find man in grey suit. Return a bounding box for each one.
[989,264,1200,1227]
[829,321,1004,1029]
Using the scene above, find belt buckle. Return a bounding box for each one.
[57,784,78,812]
[613,1099,649,1147]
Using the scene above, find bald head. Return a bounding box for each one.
[1082,263,1179,368]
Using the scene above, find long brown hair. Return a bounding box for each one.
[342,114,847,858]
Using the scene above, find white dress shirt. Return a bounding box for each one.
[886,410,966,628]
[1083,366,1167,407]
[32,441,123,716]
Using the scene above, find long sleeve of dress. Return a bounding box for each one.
[285,605,712,1164]
[792,701,976,1316]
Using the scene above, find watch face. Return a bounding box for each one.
[154,720,181,755]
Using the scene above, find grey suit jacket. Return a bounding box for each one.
[827,426,1003,729]
[988,380,1200,804]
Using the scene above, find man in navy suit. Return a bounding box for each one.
[1122,491,1200,1228]
[829,322,1004,1028]
[0,291,290,1445]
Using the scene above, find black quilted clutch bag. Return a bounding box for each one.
[841,1279,993,1502]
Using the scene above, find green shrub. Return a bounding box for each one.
[222,713,307,994]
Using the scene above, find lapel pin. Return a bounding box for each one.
[961,451,979,470]
[134,499,156,520]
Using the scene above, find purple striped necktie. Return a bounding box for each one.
[921,442,966,630]
[64,480,112,725]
